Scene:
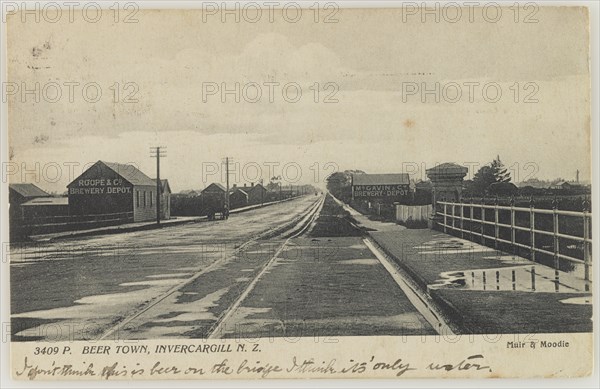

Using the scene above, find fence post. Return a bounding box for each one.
[552,196,560,283]
[452,203,456,231]
[469,198,474,240]
[481,197,486,245]
[443,202,447,233]
[583,197,590,287]
[494,195,499,249]
[460,203,464,238]
[510,195,516,250]
[529,196,536,263]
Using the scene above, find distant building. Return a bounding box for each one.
[179,189,201,197]
[351,173,411,201]
[243,183,267,204]
[20,197,69,219]
[549,181,581,191]
[67,160,161,223]
[201,183,226,196]
[9,183,51,205]
[230,188,249,208]
[201,183,227,210]
[155,179,172,220]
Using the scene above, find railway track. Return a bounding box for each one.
[98,195,325,341]
[206,194,325,338]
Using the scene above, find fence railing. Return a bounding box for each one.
[436,200,592,283]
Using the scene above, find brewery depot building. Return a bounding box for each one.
[68,160,170,222]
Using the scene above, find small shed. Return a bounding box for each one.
[20,197,69,219]
[230,188,249,209]
[9,183,51,205]
[154,179,172,220]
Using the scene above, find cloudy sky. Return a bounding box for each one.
[7,7,590,192]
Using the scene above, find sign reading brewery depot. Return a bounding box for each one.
[351,173,411,198]
[353,184,409,197]
[69,178,132,195]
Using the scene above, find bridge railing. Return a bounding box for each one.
[436,200,592,284]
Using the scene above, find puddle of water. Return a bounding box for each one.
[120,279,184,287]
[560,296,592,305]
[416,237,495,255]
[152,287,230,323]
[482,255,530,264]
[338,259,379,265]
[429,265,589,293]
[146,273,192,279]
[222,311,430,336]
[13,288,162,339]
[236,277,251,282]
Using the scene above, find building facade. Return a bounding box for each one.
[67,161,160,223]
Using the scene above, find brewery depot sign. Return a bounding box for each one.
[352,184,409,198]
[69,178,132,195]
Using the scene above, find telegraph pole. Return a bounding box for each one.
[151,146,166,225]
[222,157,233,209]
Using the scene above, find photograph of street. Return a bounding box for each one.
[5,5,593,348]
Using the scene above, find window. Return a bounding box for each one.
[143,191,147,207]
[136,190,140,207]
[150,191,153,207]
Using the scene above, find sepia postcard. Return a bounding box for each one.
[1,1,597,383]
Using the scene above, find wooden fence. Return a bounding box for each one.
[396,204,432,223]
[11,211,135,238]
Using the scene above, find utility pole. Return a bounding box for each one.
[222,157,233,209]
[150,146,166,225]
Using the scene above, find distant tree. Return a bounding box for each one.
[471,166,496,194]
[267,176,282,191]
[470,156,513,195]
[490,155,511,183]
[326,170,365,202]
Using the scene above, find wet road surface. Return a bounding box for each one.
[10,193,439,341]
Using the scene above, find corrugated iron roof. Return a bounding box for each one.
[9,183,51,198]
[352,173,410,185]
[101,161,156,186]
[21,196,69,206]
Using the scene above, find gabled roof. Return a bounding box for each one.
[68,161,156,187]
[231,188,249,197]
[247,183,267,192]
[101,161,156,186]
[153,179,172,193]
[9,183,51,198]
[202,183,226,193]
[352,173,410,186]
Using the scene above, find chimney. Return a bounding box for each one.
[232,184,237,190]
[576,170,580,183]
[251,182,254,187]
